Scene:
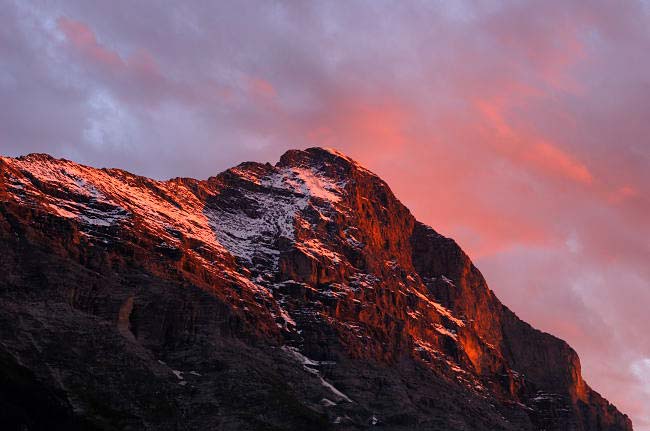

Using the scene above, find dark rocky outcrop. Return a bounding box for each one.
[0,148,632,430]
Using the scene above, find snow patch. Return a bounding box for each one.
[282,346,352,403]
[207,177,308,268]
[296,238,343,264]
[434,323,458,340]
[441,275,456,286]
[321,398,336,407]
[410,288,465,327]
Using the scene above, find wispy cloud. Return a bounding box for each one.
[1,0,649,427]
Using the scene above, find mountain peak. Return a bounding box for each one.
[278,147,375,178]
[16,152,59,162]
[278,147,352,166]
[0,150,632,430]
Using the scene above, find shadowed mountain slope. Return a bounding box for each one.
[0,147,632,430]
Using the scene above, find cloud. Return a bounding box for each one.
[1,0,649,427]
[57,16,123,68]
[528,141,594,184]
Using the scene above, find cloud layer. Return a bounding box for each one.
[1,0,649,427]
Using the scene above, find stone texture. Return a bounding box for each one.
[0,148,632,430]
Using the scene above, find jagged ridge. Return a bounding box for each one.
[0,148,632,430]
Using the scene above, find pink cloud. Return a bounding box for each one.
[475,99,594,185]
[249,77,276,99]
[527,141,593,184]
[5,1,650,427]
[57,17,123,68]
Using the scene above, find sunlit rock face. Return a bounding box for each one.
[0,148,632,430]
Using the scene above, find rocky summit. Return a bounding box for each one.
[0,147,632,430]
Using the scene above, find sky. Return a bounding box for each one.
[1,0,649,427]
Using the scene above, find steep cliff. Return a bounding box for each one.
[0,148,632,430]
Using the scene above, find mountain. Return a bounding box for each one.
[0,147,632,430]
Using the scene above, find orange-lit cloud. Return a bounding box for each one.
[308,101,409,158]
[57,17,123,68]
[249,77,276,99]
[476,99,594,185]
[3,1,650,428]
[527,141,593,184]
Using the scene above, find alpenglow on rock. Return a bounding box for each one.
[0,148,632,430]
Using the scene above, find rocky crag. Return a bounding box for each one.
[0,147,632,430]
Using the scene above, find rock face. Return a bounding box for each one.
[0,147,632,430]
